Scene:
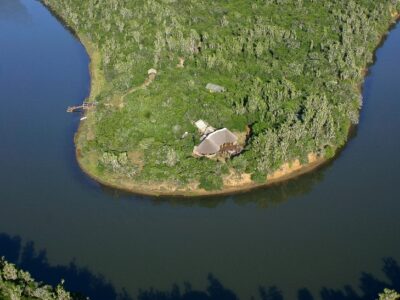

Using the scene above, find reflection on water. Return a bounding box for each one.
[1,232,399,300]
[102,157,332,208]
[145,164,329,208]
[0,0,31,24]
[106,157,331,209]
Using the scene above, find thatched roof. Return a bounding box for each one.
[194,128,237,156]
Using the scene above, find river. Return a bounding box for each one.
[0,1,399,299]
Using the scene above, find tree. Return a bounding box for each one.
[378,289,400,300]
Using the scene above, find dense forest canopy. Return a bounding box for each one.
[43,0,400,191]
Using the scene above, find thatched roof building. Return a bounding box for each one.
[194,128,240,157]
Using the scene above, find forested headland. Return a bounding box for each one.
[42,0,400,195]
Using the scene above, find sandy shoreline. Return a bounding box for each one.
[77,152,328,197]
[73,40,329,197]
[43,1,399,197]
[74,36,329,197]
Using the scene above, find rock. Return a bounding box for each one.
[147,68,157,75]
[206,83,225,93]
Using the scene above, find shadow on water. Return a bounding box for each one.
[1,232,399,300]
[0,0,31,24]
[136,257,400,300]
[0,233,127,300]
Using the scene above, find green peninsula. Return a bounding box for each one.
[43,0,399,195]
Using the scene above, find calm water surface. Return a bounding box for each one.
[1,1,399,299]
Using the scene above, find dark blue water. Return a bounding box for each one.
[1,1,399,299]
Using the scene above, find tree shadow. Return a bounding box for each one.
[1,232,399,300]
[316,257,400,300]
[135,257,400,300]
[0,233,131,300]
[297,288,314,300]
[137,275,238,300]
[258,286,284,300]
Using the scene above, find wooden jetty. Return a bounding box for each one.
[67,102,97,113]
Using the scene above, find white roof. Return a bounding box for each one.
[195,120,208,131]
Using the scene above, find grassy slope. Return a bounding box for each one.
[42,0,400,195]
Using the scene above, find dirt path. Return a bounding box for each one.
[119,72,156,104]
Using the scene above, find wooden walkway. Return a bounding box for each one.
[67,102,97,113]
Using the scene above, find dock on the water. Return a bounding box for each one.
[67,102,97,113]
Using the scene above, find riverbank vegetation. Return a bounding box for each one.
[378,289,400,300]
[0,257,74,300]
[43,0,399,193]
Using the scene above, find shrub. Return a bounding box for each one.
[0,257,74,300]
[199,175,223,191]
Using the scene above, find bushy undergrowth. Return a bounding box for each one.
[0,257,74,300]
[43,0,400,190]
